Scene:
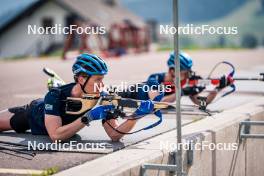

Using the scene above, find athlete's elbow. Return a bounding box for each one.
[109,133,122,142]
[49,134,66,142]
[49,134,58,142]
[111,136,121,142]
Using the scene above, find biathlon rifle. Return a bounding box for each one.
[189,72,264,90]
[180,61,263,97]
[65,92,178,134]
[65,92,174,117]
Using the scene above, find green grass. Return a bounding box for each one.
[31,167,59,176]
[156,43,243,51]
[1,55,32,61]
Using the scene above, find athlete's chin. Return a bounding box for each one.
[89,91,100,95]
[83,89,99,94]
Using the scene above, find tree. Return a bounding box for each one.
[261,0,264,11]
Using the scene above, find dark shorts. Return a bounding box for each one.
[8,99,41,133]
[8,105,30,133]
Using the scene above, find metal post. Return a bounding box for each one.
[173,0,182,175]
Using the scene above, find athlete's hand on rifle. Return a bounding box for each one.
[216,75,234,90]
[84,105,115,122]
[101,90,110,96]
[133,93,164,118]
[133,100,154,116]
[182,86,205,96]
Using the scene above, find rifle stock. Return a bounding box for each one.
[65,94,175,115]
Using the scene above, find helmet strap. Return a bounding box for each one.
[80,76,90,94]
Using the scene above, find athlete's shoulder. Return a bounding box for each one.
[58,83,76,91]
[147,72,166,83]
[51,83,76,97]
[43,84,76,115]
[44,83,74,99]
[149,72,165,77]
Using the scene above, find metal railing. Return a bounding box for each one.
[141,163,178,176]
[239,120,264,140]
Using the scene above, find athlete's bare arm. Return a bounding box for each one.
[45,115,85,142]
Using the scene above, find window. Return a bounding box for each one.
[42,17,54,33]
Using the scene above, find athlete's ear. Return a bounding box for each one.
[77,75,86,85]
[169,68,175,78]
[169,68,174,74]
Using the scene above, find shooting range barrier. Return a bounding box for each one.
[56,98,264,176]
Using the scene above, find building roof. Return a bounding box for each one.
[0,0,145,34]
[58,0,145,28]
[0,0,45,34]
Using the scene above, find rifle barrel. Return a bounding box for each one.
[208,77,263,81]
[234,78,261,81]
